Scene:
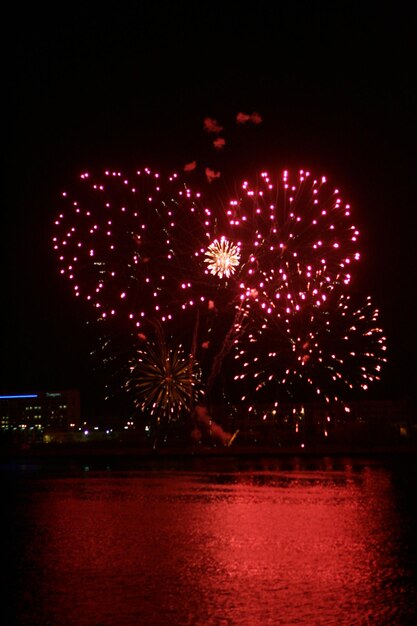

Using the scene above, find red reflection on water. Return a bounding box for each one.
[190,469,401,624]
[17,467,411,626]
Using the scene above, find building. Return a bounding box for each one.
[0,390,81,442]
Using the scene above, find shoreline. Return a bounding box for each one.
[1,441,417,466]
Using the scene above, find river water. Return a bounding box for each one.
[2,455,417,625]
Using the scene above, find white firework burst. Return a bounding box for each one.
[204,237,241,279]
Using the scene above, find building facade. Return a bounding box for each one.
[0,390,81,441]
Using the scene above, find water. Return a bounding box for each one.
[2,455,417,625]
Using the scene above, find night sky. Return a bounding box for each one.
[2,3,416,418]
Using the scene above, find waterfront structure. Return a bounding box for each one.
[0,390,414,450]
[0,390,81,441]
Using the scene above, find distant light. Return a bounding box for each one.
[0,394,38,400]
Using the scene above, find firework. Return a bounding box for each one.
[204,237,241,279]
[233,294,387,406]
[215,169,361,318]
[127,324,202,425]
[52,167,359,328]
[52,164,382,417]
[52,168,213,330]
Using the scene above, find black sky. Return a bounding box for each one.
[2,2,416,416]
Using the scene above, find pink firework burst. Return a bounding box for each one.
[234,293,387,406]
[52,167,360,328]
[216,169,361,317]
[52,167,219,330]
[52,164,378,408]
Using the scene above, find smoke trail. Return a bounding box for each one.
[193,405,238,446]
